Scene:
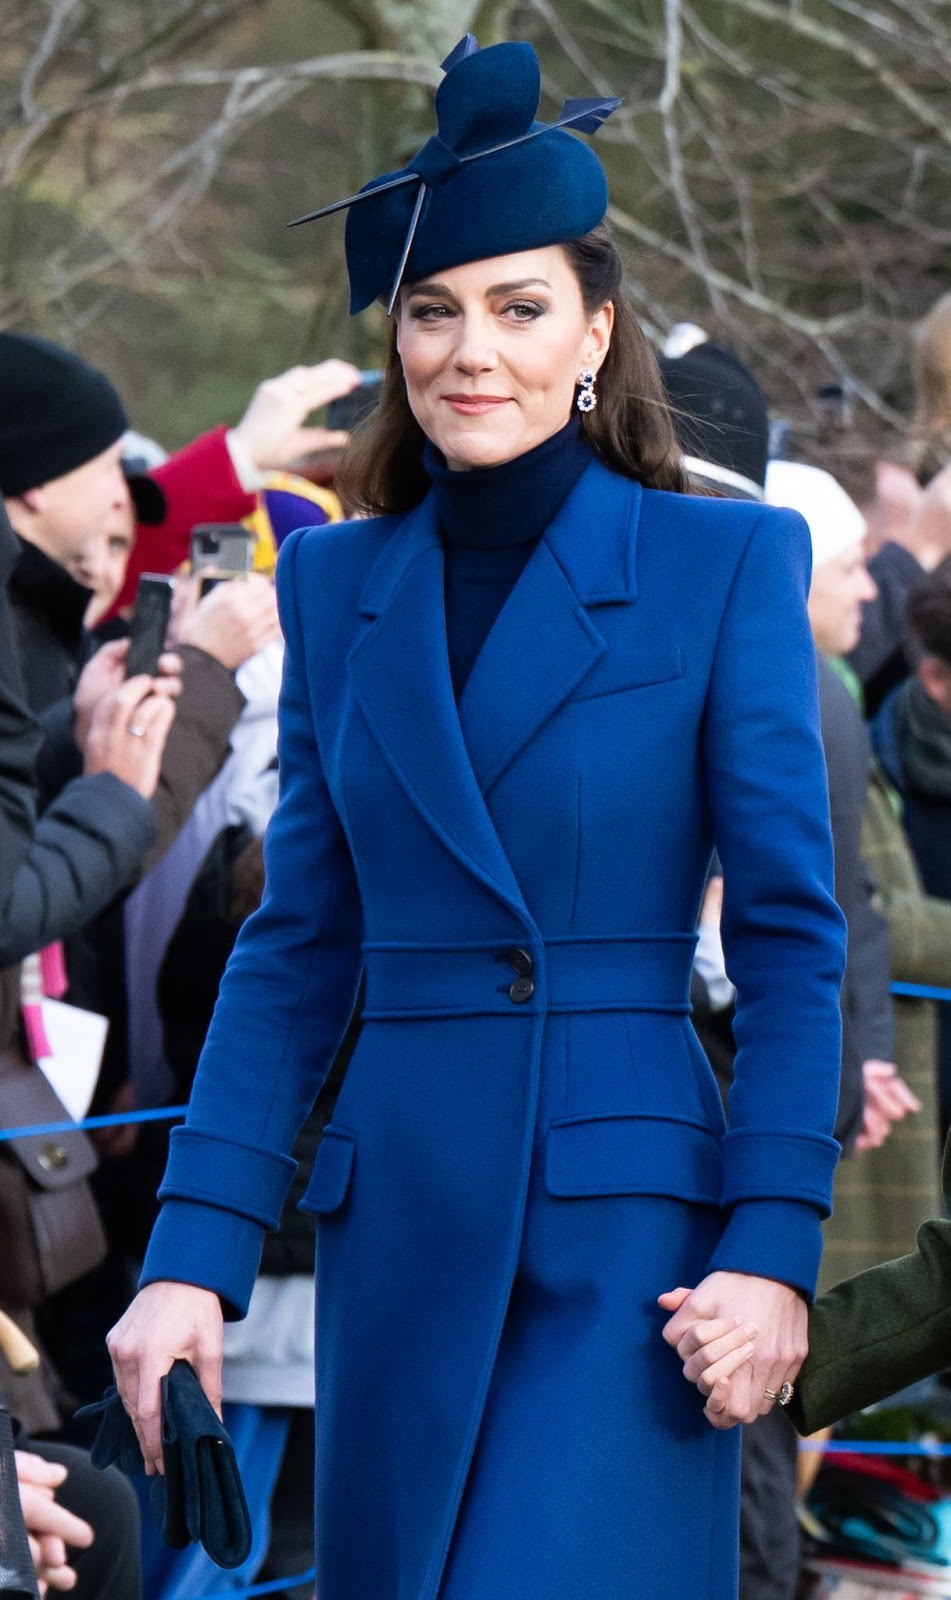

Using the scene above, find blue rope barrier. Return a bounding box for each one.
[892,981,951,1002]
[189,1567,317,1599]
[0,1104,188,1143]
[799,1440,951,1456]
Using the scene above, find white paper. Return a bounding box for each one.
[36,1000,108,1122]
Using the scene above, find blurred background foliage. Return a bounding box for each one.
[2,0,950,485]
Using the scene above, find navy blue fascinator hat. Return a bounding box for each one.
[289,35,621,315]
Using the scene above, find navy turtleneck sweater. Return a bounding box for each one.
[424,419,593,697]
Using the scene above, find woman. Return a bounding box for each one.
[107,36,847,1600]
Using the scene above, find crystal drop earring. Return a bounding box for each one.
[576,369,597,413]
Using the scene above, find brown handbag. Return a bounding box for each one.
[0,1049,107,1308]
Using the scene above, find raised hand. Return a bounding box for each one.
[229,360,363,470]
[81,676,177,797]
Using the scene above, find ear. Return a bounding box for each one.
[15,488,45,516]
[581,301,615,378]
[919,656,951,706]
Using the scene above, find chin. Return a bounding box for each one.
[433,419,527,471]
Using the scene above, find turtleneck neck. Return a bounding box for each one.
[423,417,594,698]
[423,417,592,551]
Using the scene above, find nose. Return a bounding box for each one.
[859,567,878,603]
[451,311,500,376]
[110,464,132,511]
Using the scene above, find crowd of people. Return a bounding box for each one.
[2,284,951,1600]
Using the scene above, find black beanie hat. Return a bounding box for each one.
[659,341,769,500]
[0,332,129,497]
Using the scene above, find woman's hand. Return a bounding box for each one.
[106,1281,224,1474]
[658,1270,808,1429]
[17,1451,94,1594]
[229,361,362,470]
[855,1059,921,1152]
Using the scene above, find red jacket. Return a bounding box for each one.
[117,427,255,612]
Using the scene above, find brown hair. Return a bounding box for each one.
[335,223,685,516]
[908,294,951,485]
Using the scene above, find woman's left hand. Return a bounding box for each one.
[658,1271,808,1429]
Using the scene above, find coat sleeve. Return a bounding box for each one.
[0,533,41,903]
[0,774,156,966]
[138,644,246,874]
[788,1131,951,1435]
[818,664,895,1074]
[702,507,847,1298]
[141,527,363,1316]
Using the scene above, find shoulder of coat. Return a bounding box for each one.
[292,511,400,560]
[638,484,793,562]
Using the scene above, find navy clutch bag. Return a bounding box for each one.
[78,1360,252,1569]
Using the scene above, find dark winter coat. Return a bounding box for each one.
[846,541,924,717]
[0,506,41,905]
[8,535,90,713]
[791,1126,951,1436]
[874,681,951,1134]
[817,658,893,1157]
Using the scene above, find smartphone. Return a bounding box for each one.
[125,574,174,678]
[327,372,384,433]
[190,524,255,581]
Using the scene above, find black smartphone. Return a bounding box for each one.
[190,524,255,581]
[327,372,383,433]
[125,574,174,678]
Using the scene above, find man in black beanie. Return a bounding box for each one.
[0,334,137,710]
[659,330,770,503]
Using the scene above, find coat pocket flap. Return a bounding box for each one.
[298,1128,355,1215]
[545,1114,722,1204]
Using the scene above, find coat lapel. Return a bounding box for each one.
[347,492,528,918]
[458,461,642,794]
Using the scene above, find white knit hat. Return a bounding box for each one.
[764,459,866,569]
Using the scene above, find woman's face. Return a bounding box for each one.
[807,540,878,656]
[395,246,613,470]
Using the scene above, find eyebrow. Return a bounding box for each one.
[405,277,552,300]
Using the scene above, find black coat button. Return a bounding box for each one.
[509,975,535,1004]
[507,948,534,976]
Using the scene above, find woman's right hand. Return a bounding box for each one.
[106,1282,224,1474]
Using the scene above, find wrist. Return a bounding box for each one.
[225,429,267,492]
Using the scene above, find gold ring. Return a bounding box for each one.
[764,1383,795,1406]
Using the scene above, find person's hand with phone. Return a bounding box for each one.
[73,638,181,750]
[178,573,281,671]
[229,360,362,471]
[80,675,176,797]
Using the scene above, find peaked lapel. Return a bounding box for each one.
[458,461,642,794]
[347,492,528,920]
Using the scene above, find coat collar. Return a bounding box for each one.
[10,535,91,659]
[348,458,642,917]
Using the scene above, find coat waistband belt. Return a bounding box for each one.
[361,936,698,1018]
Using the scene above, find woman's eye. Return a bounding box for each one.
[505,301,544,321]
[411,303,452,321]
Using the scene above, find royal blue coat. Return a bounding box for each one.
[143,459,847,1600]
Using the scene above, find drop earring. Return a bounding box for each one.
[576,369,597,413]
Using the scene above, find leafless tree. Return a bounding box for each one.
[3,0,949,473]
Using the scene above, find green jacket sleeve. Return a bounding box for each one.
[789,1131,951,1435]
